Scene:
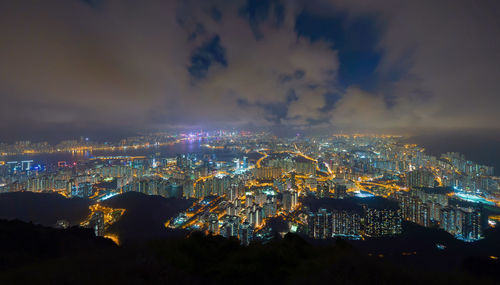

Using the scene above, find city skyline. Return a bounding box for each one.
[1,132,497,241]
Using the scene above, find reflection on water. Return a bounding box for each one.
[1,140,205,164]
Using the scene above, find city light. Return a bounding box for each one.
[0,132,497,246]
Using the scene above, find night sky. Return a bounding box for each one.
[1,0,500,140]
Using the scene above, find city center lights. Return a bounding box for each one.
[3,132,494,245]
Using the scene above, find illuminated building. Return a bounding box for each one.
[282,189,298,212]
[208,213,219,234]
[307,208,332,239]
[442,152,494,177]
[239,221,253,245]
[183,179,194,198]
[413,187,451,222]
[227,202,237,216]
[94,165,134,179]
[263,197,277,217]
[176,154,192,169]
[294,156,317,176]
[254,191,268,206]
[245,194,255,209]
[194,179,211,198]
[221,215,240,238]
[305,177,317,191]
[317,180,332,198]
[363,207,402,237]
[332,210,361,237]
[396,194,430,227]
[0,133,495,245]
[212,175,230,196]
[123,178,164,196]
[27,176,51,192]
[67,179,77,197]
[254,166,282,180]
[6,161,21,174]
[21,160,33,171]
[242,156,248,169]
[163,182,183,198]
[248,206,263,227]
[440,206,482,241]
[78,182,94,198]
[406,169,435,188]
[267,155,294,172]
[460,208,482,241]
[90,211,105,237]
[227,183,244,201]
[440,207,461,235]
[307,207,361,239]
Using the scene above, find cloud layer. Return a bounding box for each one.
[0,0,499,139]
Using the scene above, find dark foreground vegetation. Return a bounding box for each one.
[1,219,499,285]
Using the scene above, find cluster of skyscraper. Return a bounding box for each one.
[0,133,497,244]
[395,187,482,241]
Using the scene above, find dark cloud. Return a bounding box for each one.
[256,102,288,123]
[207,6,223,22]
[0,0,499,140]
[239,0,285,39]
[295,9,382,90]
[188,35,228,80]
[79,0,102,9]
[278,73,293,84]
[286,89,299,103]
[294,70,305,79]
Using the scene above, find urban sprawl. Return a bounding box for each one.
[1,132,498,245]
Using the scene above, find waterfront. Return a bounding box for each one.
[0,140,207,165]
[408,131,500,176]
